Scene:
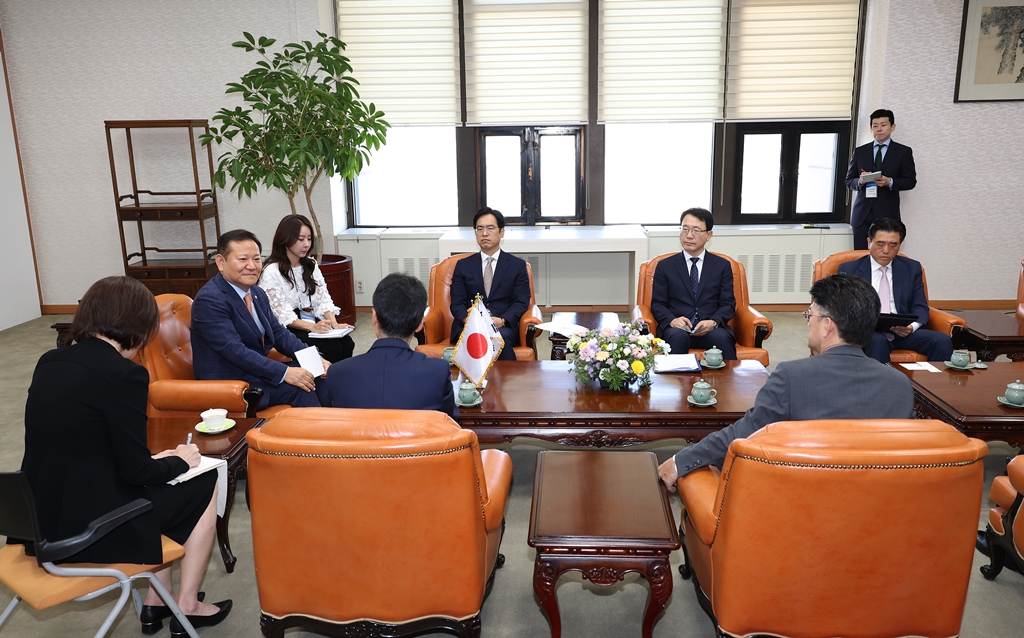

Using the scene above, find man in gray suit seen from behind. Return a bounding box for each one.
[658,272,914,489]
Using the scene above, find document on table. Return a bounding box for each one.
[306,327,353,339]
[168,457,228,516]
[534,321,589,337]
[654,353,702,373]
[294,345,326,377]
[900,362,942,372]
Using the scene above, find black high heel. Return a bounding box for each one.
[140,591,204,635]
[169,600,232,637]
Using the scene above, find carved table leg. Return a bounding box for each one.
[640,558,673,638]
[533,554,563,638]
[216,453,244,573]
[978,348,998,362]
[549,335,569,361]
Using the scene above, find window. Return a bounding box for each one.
[730,121,849,222]
[478,126,583,224]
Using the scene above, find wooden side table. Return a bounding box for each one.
[547,312,622,360]
[952,310,1024,361]
[528,451,680,638]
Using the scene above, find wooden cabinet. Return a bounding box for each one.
[106,120,220,297]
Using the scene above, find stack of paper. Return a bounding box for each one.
[654,353,701,373]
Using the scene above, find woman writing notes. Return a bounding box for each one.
[259,214,355,363]
[19,276,230,635]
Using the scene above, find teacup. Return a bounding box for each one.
[690,379,717,404]
[1006,380,1024,406]
[458,381,481,405]
[950,350,971,368]
[201,408,228,426]
[443,347,456,364]
[704,346,724,367]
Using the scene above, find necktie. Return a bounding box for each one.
[483,256,494,297]
[874,144,883,171]
[878,266,894,341]
[244,293,265,347]
[690,257,700,323]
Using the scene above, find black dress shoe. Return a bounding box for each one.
[169,600,232,637]
[141,592,204,635]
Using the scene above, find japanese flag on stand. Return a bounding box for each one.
[453,295,504,386]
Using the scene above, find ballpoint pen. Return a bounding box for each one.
[186,433,192,445]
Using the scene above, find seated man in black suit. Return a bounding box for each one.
[651,208,737,360]
[837,218,953,363]
[449,207,531,361]
[326,273,457,419]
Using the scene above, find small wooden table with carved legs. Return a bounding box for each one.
[528,451,680,638]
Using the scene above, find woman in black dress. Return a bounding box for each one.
[19,276,230,635]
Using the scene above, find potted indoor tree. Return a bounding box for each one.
[201,31,388,320]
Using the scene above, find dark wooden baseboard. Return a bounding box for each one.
[41,304,77,315]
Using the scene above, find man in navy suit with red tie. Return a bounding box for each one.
[449,207,531,361]
[845,109,917,250]
[651,208,737,360]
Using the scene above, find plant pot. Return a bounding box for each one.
[319,254,356,325]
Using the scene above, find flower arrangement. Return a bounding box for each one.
[565,322,670,390]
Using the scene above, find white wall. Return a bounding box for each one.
[0,0,333,305]
[858,0,1024,300]
[0,30,39,329]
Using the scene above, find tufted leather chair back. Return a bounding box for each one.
[138,294,195,381]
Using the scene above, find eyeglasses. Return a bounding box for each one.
[680,226,709,236]
[803,309,830,322]
[475,225,499,234]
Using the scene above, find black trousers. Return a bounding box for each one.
[288,327,355,363]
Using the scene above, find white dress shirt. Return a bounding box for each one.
[869,256,921,332]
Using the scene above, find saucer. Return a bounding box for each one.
[687,396,717,407]
[997,396,1024,409]
[943,361,972,370]
[195,418,236,434]
[700,360,726,369]
[456,396,483,408]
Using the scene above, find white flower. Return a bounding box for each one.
[616,359,629,371]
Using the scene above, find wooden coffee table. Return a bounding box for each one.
[528,451,680,638]
[891,361,1024,445]
[455,360,768,447]
[547,312,622,360]
[147,416,264,573]
[952,310,1024,361]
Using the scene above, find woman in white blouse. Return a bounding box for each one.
[259,214,355,362]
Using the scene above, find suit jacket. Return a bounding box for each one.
[18,338,188,563]
[325,338,458,420]
[845,140,917,227]
[651,251,736,336]
[191,274,308,388]
[674,345,913,476]
[449,251,531,342]
[838,255,930,325]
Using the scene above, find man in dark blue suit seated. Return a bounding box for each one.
[191,229,331,409]
[326,273,457,419]
[838,218,953,364]
[449,207,531,361]
[651,208,737,360]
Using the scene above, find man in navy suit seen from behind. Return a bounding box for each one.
[838,217,952,364]
[326,273,457,419]
[845,108,917,250]
[191,229,330,409]
[449,207,531,361]
[651,207,737,360]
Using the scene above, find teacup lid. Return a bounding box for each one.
[460,380,478,389]
[1008,380,1024,391]
[693,378,710,388]
[706,345,721,353]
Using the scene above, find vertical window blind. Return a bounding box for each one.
[599,0,726,122]
[336,0,461,125]
[464,0,589,125]
[725,0,860,119]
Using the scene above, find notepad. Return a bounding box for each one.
[654,353,702,373]
[306,327,354,339]
[168,457,228,516]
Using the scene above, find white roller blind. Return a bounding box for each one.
[337,0,461,125]
[600,0,726,122]
[465,0,588,125]
[726,0,859,120]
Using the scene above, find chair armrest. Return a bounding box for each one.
[149,379,251,414]
[733,304,773,348]
[421,306,447,344]
[480,449,513,534]
[678,466,721,546]
[927,307,966,337]
[632,305,655,335]
[35,498,152,563]
[1008,456,1024,494]
[519,304,544,353]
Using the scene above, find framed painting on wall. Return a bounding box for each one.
[955,0,1024,101]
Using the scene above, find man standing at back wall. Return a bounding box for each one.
[651,208,737,360]
[449,207,531,361]
[845,108,917,250]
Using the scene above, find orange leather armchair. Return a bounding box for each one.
[677,419,987,638]
[813,250,966,363]
[416,253,543,361]
[246,408,513,638]
[632,252,773,366]
[979,454,1024,580]
[137,294,285,419]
